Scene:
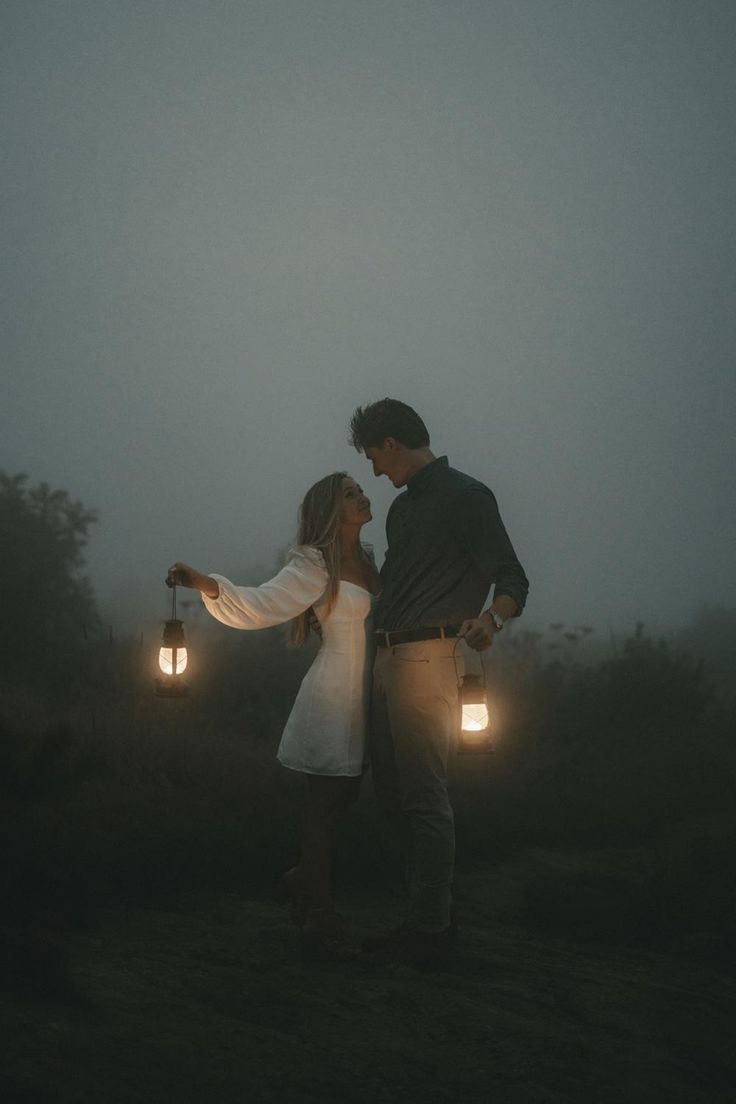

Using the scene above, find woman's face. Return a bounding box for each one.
[338,476,372,529]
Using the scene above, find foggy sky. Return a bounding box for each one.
[3,0,735,638]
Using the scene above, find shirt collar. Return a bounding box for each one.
[406,455,449,497]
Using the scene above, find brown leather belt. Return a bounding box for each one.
[374,626,459,648]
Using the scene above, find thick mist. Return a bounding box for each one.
[3,0,735,637]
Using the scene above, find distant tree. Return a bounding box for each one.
[0,471,101,689]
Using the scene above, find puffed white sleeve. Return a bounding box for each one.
[200,546,329,630]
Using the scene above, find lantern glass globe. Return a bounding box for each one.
[158,646,188,675]
[461,702,489,732]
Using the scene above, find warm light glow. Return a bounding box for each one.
[462,703,489,732]
[158,647,188,675]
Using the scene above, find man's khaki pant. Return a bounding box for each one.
[370,638,464,932]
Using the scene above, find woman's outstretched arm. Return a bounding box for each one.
[167,547,328,631]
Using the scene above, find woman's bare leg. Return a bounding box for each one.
[296,774,360,913]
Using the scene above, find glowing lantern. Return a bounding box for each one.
[155,585,189,698]
[458,674,492,754]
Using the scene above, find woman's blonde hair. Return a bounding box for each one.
[289,471,349,647]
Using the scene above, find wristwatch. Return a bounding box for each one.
[488,610,505,632]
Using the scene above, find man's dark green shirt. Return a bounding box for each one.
[375,456,529,632]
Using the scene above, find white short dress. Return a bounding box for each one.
[201,546,376,777]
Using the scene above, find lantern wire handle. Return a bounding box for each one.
[452,632,488,687]
[171,582,177,621]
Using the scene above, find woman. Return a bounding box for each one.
[166,472,380,956]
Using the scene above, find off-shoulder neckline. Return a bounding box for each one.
[339,579,381,597]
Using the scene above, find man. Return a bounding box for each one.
[349,398,529,966]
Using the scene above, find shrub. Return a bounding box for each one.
[0,471,101,692]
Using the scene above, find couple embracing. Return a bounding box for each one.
[167,398,529,966]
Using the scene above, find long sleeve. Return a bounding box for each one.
[201,546,328,630]
[458,486,529,616]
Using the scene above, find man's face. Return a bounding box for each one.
[365,440,407,487]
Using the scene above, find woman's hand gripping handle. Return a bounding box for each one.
[166,562,220,600]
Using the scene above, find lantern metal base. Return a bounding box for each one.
[155,677,189,699]
[457,736,494,755]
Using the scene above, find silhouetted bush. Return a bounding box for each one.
[470,624,733,848]
[0,471,101,692]
[0,682,299,926]
[674,604,736,703]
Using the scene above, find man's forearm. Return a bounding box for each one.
[485,594,518,622]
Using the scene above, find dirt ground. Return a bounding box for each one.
[2,861,735,1104]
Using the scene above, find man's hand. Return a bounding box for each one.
[459,612,498,652]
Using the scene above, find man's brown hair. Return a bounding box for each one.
[348,398,430,451]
